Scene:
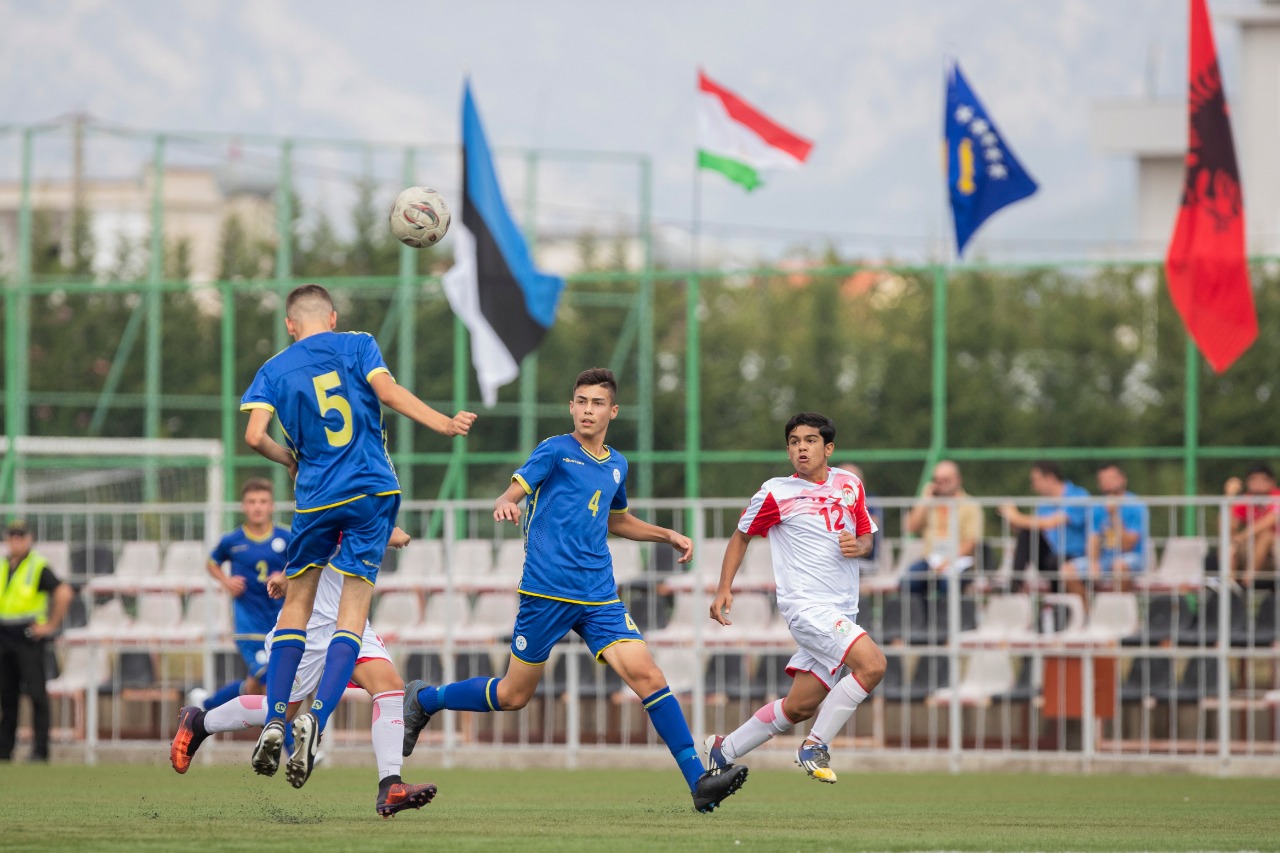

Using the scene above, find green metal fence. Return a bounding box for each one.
[2,120,1277,510]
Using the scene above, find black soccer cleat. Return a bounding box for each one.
[692,764,748,813]
[285,712,321,789]
[251,720,286,777]
[401,679,436,758]
[375,777,438,818]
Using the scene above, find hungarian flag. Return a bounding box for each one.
[697,70,813,191]
[443,82,565,406]
[1165,0,1256,373]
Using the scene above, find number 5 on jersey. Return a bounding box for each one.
[312,371,353,447]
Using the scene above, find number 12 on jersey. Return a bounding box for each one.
[818,505,845,532]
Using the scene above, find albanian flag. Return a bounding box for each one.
[1165,0,1257,373]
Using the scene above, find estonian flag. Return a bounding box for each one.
[443,82,565,406]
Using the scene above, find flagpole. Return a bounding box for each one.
[686,157,702,515]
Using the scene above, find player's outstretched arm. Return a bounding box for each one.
[494,481,527,525]
[370,373,476,437]
[711,529,751,626]
[607,512,693,563]
[244,409,298,479]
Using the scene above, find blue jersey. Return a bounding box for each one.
[1037,481,1090,559]
[512,434,629,605]
[1090,493,1149,563]
[241,331,400,512]
[210,525,290,638]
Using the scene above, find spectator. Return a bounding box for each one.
[1063,462,1148,597]
[902,460,983,596]
[998,461,1089,593]
[0,519,74,763]
[1224,463,1280,590]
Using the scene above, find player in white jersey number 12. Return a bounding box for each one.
[705,412,887,784]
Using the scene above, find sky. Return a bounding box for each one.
[0,0,1262,266]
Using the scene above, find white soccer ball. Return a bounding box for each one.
[389,186,451,248]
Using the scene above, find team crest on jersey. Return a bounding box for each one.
[833,617,853,637]
[841,484,857,506]
[613,468,621,484]
[515,635,528,651]
[271,537,286,553]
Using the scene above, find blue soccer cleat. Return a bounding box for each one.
[703,733,731,772]
[795,739,837,783]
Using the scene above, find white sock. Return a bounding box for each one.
[808,674,870,745]
[371,691,405,781]
[203,695,267,734]
[722,698,795,762]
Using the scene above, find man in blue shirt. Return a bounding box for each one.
[241,283,476,788]
[998,461,1090,593]
[400,368,748,813]
[194,478,289,712]
[1064,463,1148,597]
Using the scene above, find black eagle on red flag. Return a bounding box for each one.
[1164,0,1256,373]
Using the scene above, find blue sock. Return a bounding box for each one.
[202,679,244,711]
[427,677,501,713]
[309,630,361,731]
[264,630,306,726]
[643,687,704,792]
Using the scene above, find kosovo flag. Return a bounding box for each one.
[443,81,565,406]
[945,61,1038,257]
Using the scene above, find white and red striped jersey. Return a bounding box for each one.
[736,467,877,621]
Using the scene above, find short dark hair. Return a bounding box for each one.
[240,477,274,498]
[784,412,835,445]
[285,283,334,319]
[1032,460,1064,481]
[573,368,617,401]
[1096,461,1124,475]
[1245,462,1276,480]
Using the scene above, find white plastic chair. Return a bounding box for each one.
[1137,537,1207,590]
[706,592,775,647]
[133,591,190,641]
[468,591,519,642]
[115,541,162,578]
[371,591,423,642]
[610,540,643,585]
[1059,592,1139,646]
[161,541,210,579]
[957,594,1036,647]
[400,590,473,644]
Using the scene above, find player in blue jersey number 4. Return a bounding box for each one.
[241,284,476,789]
[401,368,747,813]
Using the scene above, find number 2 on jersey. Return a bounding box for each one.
[256,560,268,583]
[312,371,353,447]
[588,489,601,517]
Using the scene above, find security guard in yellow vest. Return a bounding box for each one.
[1,519,73,762]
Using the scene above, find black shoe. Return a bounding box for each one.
[401,679,435,758]
[692,764,748,813]
[251,720,286,777]
[375,775,438,818]
[285,712,321,789]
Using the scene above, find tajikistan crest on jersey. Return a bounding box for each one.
[613,468,621,484]
[841,484,857,506]
[833,617,853,637]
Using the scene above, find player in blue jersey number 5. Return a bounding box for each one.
[241,283,476,789]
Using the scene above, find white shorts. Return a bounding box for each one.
[783,605,867,690]
[264,621,391,704]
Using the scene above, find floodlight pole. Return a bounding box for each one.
[1183,338,1200,533]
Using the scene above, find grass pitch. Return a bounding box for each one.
[1,763,1277,852]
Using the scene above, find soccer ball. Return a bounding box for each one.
[389,187,451,248]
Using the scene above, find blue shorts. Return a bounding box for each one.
[286,493,401,585]
[235,638,268,681]
[510,594,644,665]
